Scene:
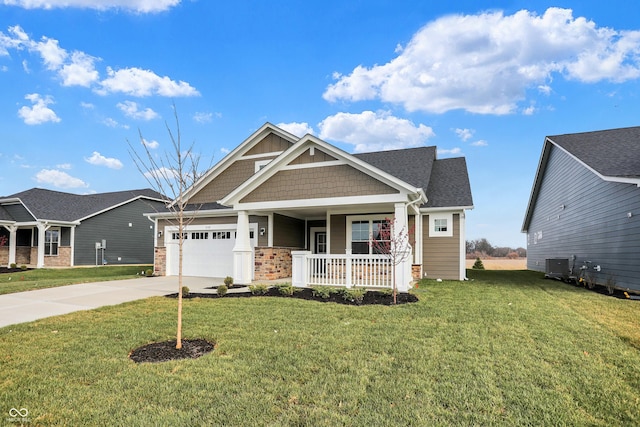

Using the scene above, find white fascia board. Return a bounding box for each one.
[233,194,408,212]
[420,206,472,213]
[178,123,299,206]
[221,134,424,206]
[38,219,81,226]
[145,208,236,220]
[550,139,640,186]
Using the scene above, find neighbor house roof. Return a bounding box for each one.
[0,188,166,223]
[548,126,640,178]
[522,125,640,232]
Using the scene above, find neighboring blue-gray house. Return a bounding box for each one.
[522,126,640,293]
[0,188,166,268]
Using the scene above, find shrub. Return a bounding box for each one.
[472,257,485,270]
[340,288,365,304]
[217,284,228,297]
[249,284,269,295]
[145,269,154,277]
[223,276,233,286]
[377,288,393,296]
[181,286,190,297]
[9,263,17,269]
[276,283,294,296]
[20,265,27,271]
[311,286,335,299]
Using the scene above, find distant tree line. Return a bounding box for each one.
[466,238,526,259]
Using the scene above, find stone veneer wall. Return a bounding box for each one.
[254,247,295,281]
[412,264,422,281]
[154,247,166,276]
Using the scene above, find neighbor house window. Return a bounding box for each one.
[45,228,60,256]
[429,213,454,237]
[349,216,391,254]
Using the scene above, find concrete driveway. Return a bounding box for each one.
[0,276,223,328]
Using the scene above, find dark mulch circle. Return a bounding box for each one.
[129,338,215,364]
[168,287,419,305]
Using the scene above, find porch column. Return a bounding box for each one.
[70,226,76,267]
[233,210,253,285]
[394,203,410,292]
[3,225,17,267]
[36,222,49,268]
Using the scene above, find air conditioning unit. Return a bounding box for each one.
[545,258,569,280]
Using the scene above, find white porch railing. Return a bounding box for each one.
[292,251,395,289]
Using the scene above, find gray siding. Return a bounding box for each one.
[74,199,164,265]
[526,145,640,291]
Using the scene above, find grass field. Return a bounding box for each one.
[1,270,638,426]
[0,265,152,295]
[465,257,527,270]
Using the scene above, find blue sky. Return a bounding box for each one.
[1,0,640,248]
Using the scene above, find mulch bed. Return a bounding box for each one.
[168,287,419,306]
[129,339,215,363]
[0,267,30,274]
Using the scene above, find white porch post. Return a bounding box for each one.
[70,226,76,267]
[233,210,253,285]
[394,203,410,292]
[36,222,49,268]
[4,225,17,267]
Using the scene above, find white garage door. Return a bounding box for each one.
[166,225,256,278]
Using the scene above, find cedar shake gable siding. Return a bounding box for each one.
[240,165,399,203]
[245,133,293,156]
[288,148,337,165]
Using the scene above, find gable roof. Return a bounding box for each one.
[548,126,640,179]
[219,134,427,208]
[522,125,640,232]
[0,188,165,223]
[353,147,473,209]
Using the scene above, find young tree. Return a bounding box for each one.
[369,217,413,304]
[129,105,207,350]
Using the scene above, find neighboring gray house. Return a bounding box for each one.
[522,126,640,293]
[0,188,166,268]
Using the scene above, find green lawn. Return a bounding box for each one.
[0,265,152,295]
[1,270,639,426]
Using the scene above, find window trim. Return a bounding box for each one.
[44,227,60,256]
[254,159,272,173]
[347,214,392,255]
[429,213,453,237]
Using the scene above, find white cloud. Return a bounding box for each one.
[455,128,474,141]
[471,140,488,147]
[193,112,213,123]
[98,67,200,97]
[276,122,314,138]
[323,8,640,115]
[80,101,94,109]
[220,147,230,155]
[102,117,118,127]
[437,147,462,156]
[318,111,435,153]
[1,0,181,13]
[56,163,72,169]
[522,105,536,115]
[34,169,88,188]
[18,93,61,125]
[117,100,159,120]
[84,151,123,169]
[33,35,67,70]
[59,51,99,87]
[144,167,178,181]
[142,138,159,149]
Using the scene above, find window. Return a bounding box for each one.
[45,228,60,256]
[434,218,447,232]
[172,232,188,240]
[191,232,208,240]
[429,213,454,237]
[212,231,231,239]
[349,217,391,254]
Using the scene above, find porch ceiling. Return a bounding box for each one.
[251,201,404,220]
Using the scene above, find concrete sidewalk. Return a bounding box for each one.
[0,276,224,328]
